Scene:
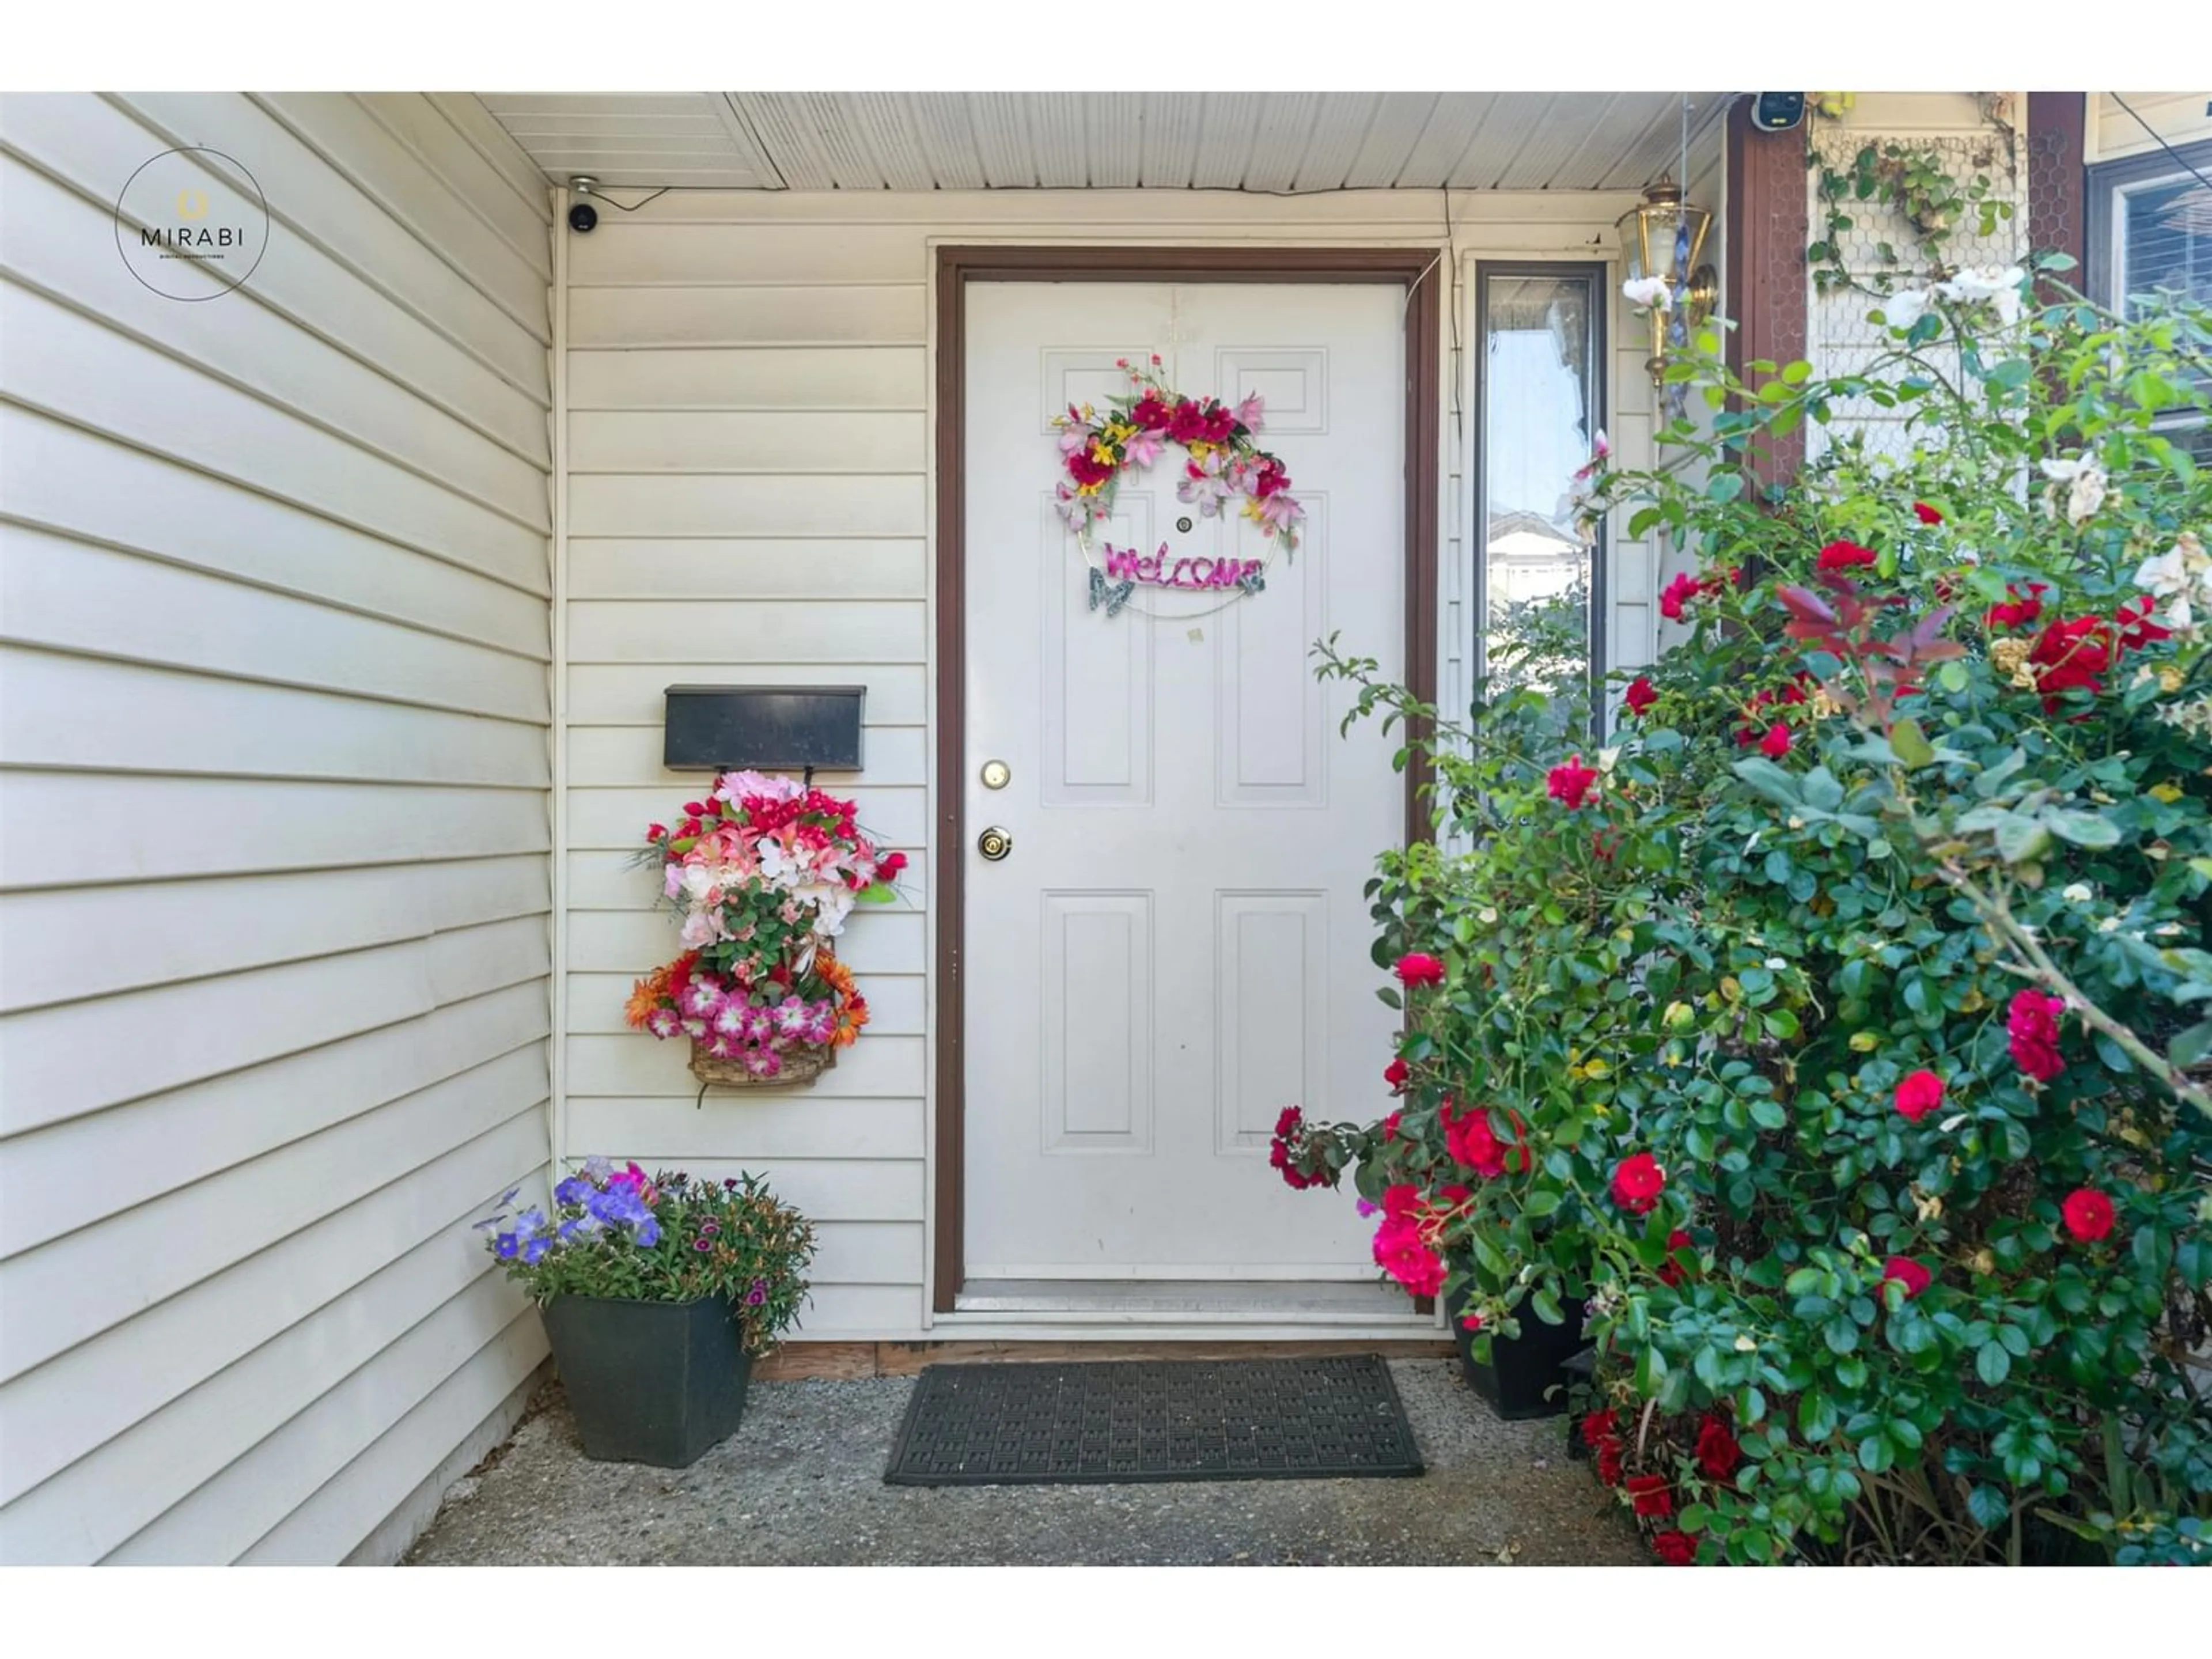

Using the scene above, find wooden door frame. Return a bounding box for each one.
[931,245,1443,1314]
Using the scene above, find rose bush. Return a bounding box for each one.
[1305,262,2212,1565]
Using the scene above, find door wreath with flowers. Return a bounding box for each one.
[1051,356,1306,619]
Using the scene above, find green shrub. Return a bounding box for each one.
[1295,265,2212,1565]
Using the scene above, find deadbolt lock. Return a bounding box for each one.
[978,826,1013,862]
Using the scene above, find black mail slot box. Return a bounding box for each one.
[662,685,866,772]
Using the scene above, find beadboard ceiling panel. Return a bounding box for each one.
[478,92,1734,194]
[475,92,778,188]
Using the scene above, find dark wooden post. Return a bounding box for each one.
[1724,99,1812,488]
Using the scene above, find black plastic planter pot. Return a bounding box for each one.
[539,1293,752,1467]
[1448,1282,1590,1421]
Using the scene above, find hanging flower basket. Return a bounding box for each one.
[624,771,904,1094]
[688,1036,837,1090]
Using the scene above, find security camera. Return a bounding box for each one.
[1750,92,1806,133]
[567,176,600,234]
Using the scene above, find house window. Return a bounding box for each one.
[2088,137,2212,459]
[1475,264,1606,723]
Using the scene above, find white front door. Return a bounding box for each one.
[961,280,1408,1302]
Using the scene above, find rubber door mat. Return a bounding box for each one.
[882,1354,1424,1486]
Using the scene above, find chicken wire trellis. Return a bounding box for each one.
[1804,126,2032,464]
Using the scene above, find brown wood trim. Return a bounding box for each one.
[2027,93,2088,298]
[932,245,1445,1315]
[759,1338,1456,1381]
[1725,100,1811,487]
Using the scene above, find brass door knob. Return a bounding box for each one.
[977,826,1013,862]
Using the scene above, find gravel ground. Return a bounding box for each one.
[406,1358,1645,1566]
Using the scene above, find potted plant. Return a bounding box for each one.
[1268,1101,1587,1419]
[627,770,904,1089]
[480,1160,816,1467]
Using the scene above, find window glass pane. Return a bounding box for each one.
[1481,273,1598,713]
[2119,171,2212,316]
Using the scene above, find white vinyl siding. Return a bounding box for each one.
[0,92,554,1564]
[556,187,1658,1339]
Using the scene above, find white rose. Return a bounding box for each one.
[1882,288,1931,330]
[1622,276,1673,312]
[1937,265,2027,327]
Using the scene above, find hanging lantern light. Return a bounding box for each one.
[1617,176,1718,389]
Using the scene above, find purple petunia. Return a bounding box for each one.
[554,1174,592,1206]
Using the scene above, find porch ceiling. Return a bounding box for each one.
[475,91,1734,194]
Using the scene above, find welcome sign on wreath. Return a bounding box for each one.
[1051,356,1305,619]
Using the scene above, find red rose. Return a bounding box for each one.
[1596,1439,1626,1484]
[1394,952,1446,987]
[1274,1105,1304,1140]
[1371,1214,1445,1298]
[1758,721,1793,759]
[2115,594,2172,653]
[1460,1310,1484,1331]
[1383,1056,1410,1091]
[1894,1068,1945,1123]
[1651,1531,1700,1566]
[1817,540,1878,571]
[2062,1187,2115,1243]
[1381,1183,1423,1221]
[2029,615,2113,704]
[646,822,668,841]
[1624,676,1658,716]
[1610,1152,1665,1215]
[1912,502,1944,525]
[1657,1227,1694,1287]
[1696,1414,1742,1482]
[1881,1255,1932,1299]
[1984,582,2049,630]
[1380,1110,1402,1143]
[2006,989,2067,1082]
[1658,571,1701,622]
[1443,1101,1508,1179]
[1547,755,1600,809]
[1625,1474,1674,1517]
